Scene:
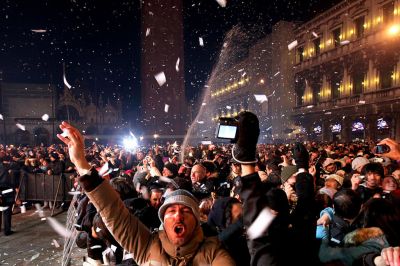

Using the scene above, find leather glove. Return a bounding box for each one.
[231,111,260,164]
[293,142,309,170]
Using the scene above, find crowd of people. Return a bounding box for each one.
[1,112,400,265]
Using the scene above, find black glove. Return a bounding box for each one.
[231,111,260,164]
[293,142,309,170]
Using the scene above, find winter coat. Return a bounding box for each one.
[318,227,389,266]
[84,170,235,266]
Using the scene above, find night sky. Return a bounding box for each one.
[0,0,342,122]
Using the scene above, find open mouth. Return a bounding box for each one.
[174,225,185,235]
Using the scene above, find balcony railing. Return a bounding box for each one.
[294,86,400,114]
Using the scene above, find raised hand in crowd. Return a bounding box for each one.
[377,138,400,160]
[380,246,400,266]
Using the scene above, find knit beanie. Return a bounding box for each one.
[281,165,297,184]
[158,189,200,224]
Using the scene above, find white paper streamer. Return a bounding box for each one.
[1,189,13,195]
[47,217,72,238]
[63,74,72,89]
[154,72,166,87]
[199,37,204,47]
[16,123,26,131]
[247,207,276,240]
[145,28,150,37]
[52,239,60,248]
[312,31,318,38]
[175,57,180,72]
[288,40,298,51]
[91,245,102,250]
[340,40,350,45]
[0,114,3,120]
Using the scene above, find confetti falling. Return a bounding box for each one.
[288,40,298,51]
[47,217,72,238]
[340,40,350,45]
[41,114,50,121]
[145,28,150,37]
[0,114,3,120]
[16,123,26,131]
[52,239,60,248]
[175,57,180,72]
[31,29,47,33]
[254,94,268,103]
[199,37,204,47]
[247,207,276,239]
[164,104,169,113]
[63,74,72,89]
[312,31,318,37]
[1,188,13,194]
[216,0,227,7]
[154,72,167,87]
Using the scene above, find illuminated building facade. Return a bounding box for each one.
[292,0,400,142]
[205,21,296,142]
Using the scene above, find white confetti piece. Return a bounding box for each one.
[73,223,82,228]
[32,29,46,33]
[63,74,72,89]
[41,114,49,121]
[154,72,166,87]
[47,217,72,238]
[216,0,227,7]
[359,100,366,104]
[247,207,276,240]
[274,71,280,77]
[96,227,101,233]
[226,106,231,109]
[68,191,80,195]
[123,253,134,260]
[52,239,60,248]
[164,104,169,113]
[197,121,204,124]
[312,31,318,38]
[34,204,45,218]
[30,253,40,261]
[199,37,204,47]
[41,217,47,221]
[1,189,13,195]
[98,162,110,177]
[0,206,9,211]
[90,245,102,250]
[16,123,26,131]
[254,94,268,103]
[202,102,206,106]
[238,68,244,72]
[159,176,172,183]
[111,245,117,252]
[306,105,314,108]
[0,114,3,120]
[340,40,350,45]
[175,57,180,72]
[145,28,150,37]
[288,40,298,51]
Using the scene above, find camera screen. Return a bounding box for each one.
[217,124,237,139]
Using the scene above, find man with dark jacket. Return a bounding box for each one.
[0,155,15,236]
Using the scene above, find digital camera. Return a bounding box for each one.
[215,117,238,141]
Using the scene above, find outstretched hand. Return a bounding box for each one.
[57,121,91,175]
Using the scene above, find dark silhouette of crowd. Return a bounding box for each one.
[1,112,400,265]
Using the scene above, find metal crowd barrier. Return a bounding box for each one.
[11,171,76,215]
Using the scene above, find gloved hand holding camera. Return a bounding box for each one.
[230,111,260,164]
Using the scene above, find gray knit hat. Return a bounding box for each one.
[158,189,200,224]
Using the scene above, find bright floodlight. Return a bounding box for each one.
[388,24,400,36]
[123,135,138,151]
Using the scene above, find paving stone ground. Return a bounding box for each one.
[0,207,85,266]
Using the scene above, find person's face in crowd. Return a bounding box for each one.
[137,151,145,161]
[162,167,174,177]
[150,190,163,209]
[231,163,241,175]
[382,176,398,192]
[164,204,197,246]
[231,202,242,224]
[365,171,382,189]
[391,170,400,182]
[325,163,336,173]
[286,175,296,186]
[190,165,206,184]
